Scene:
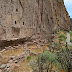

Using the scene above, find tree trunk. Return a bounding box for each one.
[47,63,50,72]
[47,68,50,72]
[68,68,71,72]
[50,63,53,72]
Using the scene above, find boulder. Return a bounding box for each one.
[0,64,7,69]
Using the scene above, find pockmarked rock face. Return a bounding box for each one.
[0,0,70,40]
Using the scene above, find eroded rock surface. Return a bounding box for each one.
[0,0,70,41]
[0,0,70,72]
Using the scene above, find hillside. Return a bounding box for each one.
[0,0,71,72]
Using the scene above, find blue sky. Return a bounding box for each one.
[64,0,72,18]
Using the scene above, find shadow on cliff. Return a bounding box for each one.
[0,37,32,50]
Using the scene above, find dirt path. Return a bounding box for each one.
[66,33,72,45]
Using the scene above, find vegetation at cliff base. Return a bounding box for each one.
[57,45,72,72]
[27,56,31,60]
[30,51,58,72]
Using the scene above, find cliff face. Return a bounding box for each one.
[70,18,72,30]
[0,0,70,40]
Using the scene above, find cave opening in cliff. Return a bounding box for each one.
[16,9,18,12]
[23,22,24,25]
[15,21,17,24]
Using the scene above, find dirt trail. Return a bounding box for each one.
[66,33,72,45]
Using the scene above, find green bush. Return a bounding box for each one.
[70,38,72,43]
[59,38,64,41]
[57,47,72,72]
[27,56,31,60]
[63,31,67,34]
[59,34,67,41]
[42,51,58,63]
[67,44,72,48]
[70,32,72,37]
[30,51,58,72]
[59,34,64,38]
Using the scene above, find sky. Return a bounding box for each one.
[64,0,72,18]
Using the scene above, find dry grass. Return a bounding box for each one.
[0,54,9,65]
[11,55,37,72]
[0,44,48,72]
[0,40,68,72]
[2,48,25,57]
[30,46,48,54]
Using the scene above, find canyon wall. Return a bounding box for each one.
[70,18,72,30]
[0,0,70,40]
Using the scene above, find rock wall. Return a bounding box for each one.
[70,18,72,30]
[0,0,70,40]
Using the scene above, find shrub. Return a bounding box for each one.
[42,51,58,63]
[70,38,72,43]
[27,56,31,60]
[30,51,58,72]
[70,32,72,37]
[59,38,64,41]
[59,34,67,41]
[63,31,67,34]
[59,34,65,38]
[57,46,72,72]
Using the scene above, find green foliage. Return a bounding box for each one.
[42,51,58,63]
[30,54,46,72]
[70,38,72,43]
[67,44,72,49]
[59,34,67,42]
[59,38,64,41]
[27,56,31,60]
[70,31,72,37]
[30,51,58,72]
[57,46,72,72]
[59,34,66,39]
[70,26,72,31]
[56,32,59,35]
[30,61,38,72]
[59,34,63,38]
[56,31,67,35]
[63,31,67,34]
[49,41,63,51]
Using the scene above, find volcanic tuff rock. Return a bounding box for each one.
[0,0,70,40]
[70,18,72,30]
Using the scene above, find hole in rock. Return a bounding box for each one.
[15,21,16,24]
[16,9,18,12]
[23,22,24,25]
[15,61,18,64]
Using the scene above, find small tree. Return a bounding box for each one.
[30,51,58,72]
[30,54,46,72]
[42,51,58,72]
[57,43,72,72]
